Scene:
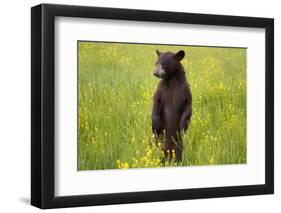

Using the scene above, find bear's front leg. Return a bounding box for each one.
[179,100,192,132]
[152,92,163,137]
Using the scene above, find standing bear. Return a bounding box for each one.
[152,50,192,162]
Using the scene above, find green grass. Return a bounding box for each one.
[78,42,246,170]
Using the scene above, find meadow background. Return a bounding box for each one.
[78,41,246,170]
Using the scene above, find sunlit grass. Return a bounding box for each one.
[78,42,246,170]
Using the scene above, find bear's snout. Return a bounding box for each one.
[153,71,166,78]
[153,63,167,78]
[153,72,160,78]
[154,70,166,78]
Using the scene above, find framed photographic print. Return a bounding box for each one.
[31,3,274,209]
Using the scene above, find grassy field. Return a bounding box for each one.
[78,41,246,170]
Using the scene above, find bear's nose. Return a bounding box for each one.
[153,72,159,77]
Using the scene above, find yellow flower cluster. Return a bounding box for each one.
[116,160,129,169]
[116,142,163,169]
[116,138,180,169]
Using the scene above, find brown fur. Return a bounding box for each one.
[152,50,192,162]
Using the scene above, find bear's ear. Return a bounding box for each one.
[156,49,162,57]
[174,50,185,61]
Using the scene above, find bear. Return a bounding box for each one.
[152,49,192,162]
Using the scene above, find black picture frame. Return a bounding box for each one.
[31,3,274,209]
